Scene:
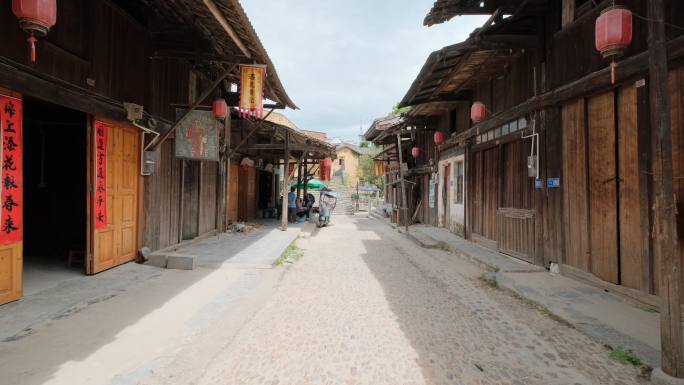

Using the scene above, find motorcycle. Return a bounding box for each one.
[317,190,337,227]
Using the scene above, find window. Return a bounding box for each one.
[339,157,345,166]
[454,161,464,204]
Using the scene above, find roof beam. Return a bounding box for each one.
[203,0,252,59]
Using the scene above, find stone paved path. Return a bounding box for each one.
[194,215,641,385]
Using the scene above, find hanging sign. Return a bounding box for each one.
[0,95,23,244]
[174,109,219,161]
[238,64,267,119]
[94,121,108,229]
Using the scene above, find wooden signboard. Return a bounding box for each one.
[174,109,219,161]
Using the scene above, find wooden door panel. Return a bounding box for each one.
[562,100,590,271]
[588,92,619,284]
[92,120,139,274]
[618,85,646,290]
[0,243,22,304]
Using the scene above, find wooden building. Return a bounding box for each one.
[381,0,684,307]
[0,0,334,306]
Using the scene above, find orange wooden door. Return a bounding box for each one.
[91,119,139,274]
[0,90,23,305]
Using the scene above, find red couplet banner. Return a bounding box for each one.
[0,95,22,244]
[94,120,108,229]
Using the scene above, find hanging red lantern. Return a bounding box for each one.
[12,0,57,63]
[411,147,421,158]
[383,163,390,173]
[595,6,632,84]
[434,131,444,145]
[212,98,228,120]
[471,102,487,123]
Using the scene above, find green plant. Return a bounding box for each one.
[479,273,498,288]
[275,243,304,266]
[609,346,642,366]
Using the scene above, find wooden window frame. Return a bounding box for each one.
[454,160,464,205]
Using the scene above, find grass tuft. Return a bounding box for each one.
[609,346,642,366]
[275,243,304,266]
[479,273,498,289]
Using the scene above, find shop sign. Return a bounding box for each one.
[0,95,22,244]
[174,109,219,161]
[239,64,266,118]
[94,120,108,229]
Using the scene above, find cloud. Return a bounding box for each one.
[242,1,488,141]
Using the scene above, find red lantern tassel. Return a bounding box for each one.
[28,33,37,63]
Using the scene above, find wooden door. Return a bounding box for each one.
[228,161,239,224]
[588,92,619,284]
[0,90,23,304]
[471,147,499,249]
[91,119,140,274]
[497,139,536,263]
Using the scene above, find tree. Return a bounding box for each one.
[357,154,384,191]
[390,102,411,116]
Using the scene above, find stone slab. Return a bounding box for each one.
[146,254,168,268]
[166,254,197,270]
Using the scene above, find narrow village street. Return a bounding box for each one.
[144,214,640,385]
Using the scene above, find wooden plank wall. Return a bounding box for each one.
[0,0,149,108]
[562,100,590,271]
[143,140,182,251]
[182,161,200,240]
[228,161,239,224]
[471,147,499,244]
[587,91,619,284]
[199,162,218,235]
[670,66,684,300]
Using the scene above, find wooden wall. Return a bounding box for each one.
[199,162,218,235]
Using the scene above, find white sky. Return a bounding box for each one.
[241,1,488,142]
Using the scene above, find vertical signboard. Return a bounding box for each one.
[239,64,266,118]
[0,91,23,305]
[0,95,22,244]
[94,120,108,229]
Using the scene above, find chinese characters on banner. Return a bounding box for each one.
[238,64,266,119]
[94,121,108,229]
[0,95,22,244]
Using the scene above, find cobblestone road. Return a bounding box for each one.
[196,215,641,385]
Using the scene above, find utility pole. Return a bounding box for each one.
[396,133,409,233]
[648,0,683,378]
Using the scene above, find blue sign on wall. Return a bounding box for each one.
[547,177,561,188]
[535,179,543,189]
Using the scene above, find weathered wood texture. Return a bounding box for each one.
[471,147,499,242]
[588,91,619,284]
[228,161,239,224]
[182,161,200,240]
[238,166,257,221]
[199,161,218,235]
[618,84,648,291]
[562,100,590,271]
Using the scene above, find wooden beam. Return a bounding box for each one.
[396,133,409,233]
[444,33,684,146]
[648,0,683,378]
[281,133,290,231]
[203,0,251,59]
[225,109,275,159]
[562,0,575,27]
[149,65,236,150]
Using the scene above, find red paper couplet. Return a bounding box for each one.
[0,95,22,244]
[94,120,108,229]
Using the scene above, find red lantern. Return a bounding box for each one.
[411,147,420,158]
[12,0,57,63]
[595,6,632,84]
[434,131,444,145]
[471,102,486,123]
[320,157,332,181]
[383,164,390,173]
[212,98,228,120]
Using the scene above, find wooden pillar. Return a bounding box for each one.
[561,0,575,27]
[303,158,309,199]
[281,133,290,231]
[296,155,303,199]
[396,133,409,233]
[648,0,683,377]
[220,115,231,232]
